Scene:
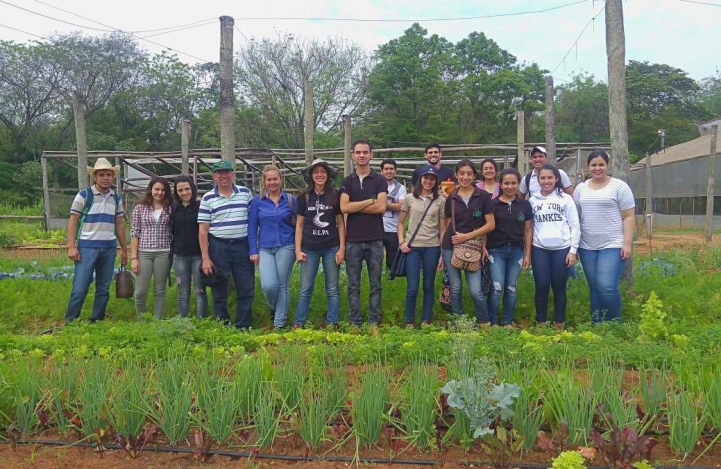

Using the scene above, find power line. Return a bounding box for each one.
[551,3,606,74]
[0,22,45,39]
[234,25,250,43]
[32,0,217,34]
[678,0,721,6]
[140,20,216,39]
[0,0,212,62]
[234,0,589,23]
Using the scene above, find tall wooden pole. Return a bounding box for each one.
[575,148,582,185]
[41,156,50,231]
[516,111,525,174]
[219,16,235,170]
[606,0,632,284]
[544,76,556,161]
[343,114,352,176]
[706,125,718,242]
[606,0,630,182]
[303,77,314,165]
[181,119,190,175]
[72,92,89,189]
[645,152,653,215]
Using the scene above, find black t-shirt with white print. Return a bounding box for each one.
[298,190,341,251]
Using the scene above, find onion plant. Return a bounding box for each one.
[43,361,79,435]
[235,355,264,420]
[398,362,438,450]
[351,364,389,446]
[74,358,112,443]
[108,364,148,440]
[147,356,194,445]
[196,362,240,445]
[638,365,668,428]
[297,370,330,450]
[668,388,707,457]
[254,382,281,448]
[544,371,597,446]
[13,360,42,436]
[512,381,544,453]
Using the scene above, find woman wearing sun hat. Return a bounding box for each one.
[293,158,345,328]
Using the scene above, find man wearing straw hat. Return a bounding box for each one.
[65,158,128,323]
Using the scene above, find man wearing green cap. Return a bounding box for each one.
[198,160,255,328]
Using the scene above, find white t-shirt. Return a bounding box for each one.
[520,169,573,197]
[383,180,407,233]
[530,190,580,253]
[573,178,635,250]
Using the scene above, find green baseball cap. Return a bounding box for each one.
[212,160,234,172]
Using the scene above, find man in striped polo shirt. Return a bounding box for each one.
[198,160,255,329]
[65,158,128,324]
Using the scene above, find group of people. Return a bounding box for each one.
[65,140,635,330]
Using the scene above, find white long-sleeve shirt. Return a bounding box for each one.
[530,190,580,253]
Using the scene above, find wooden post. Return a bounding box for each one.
[576,148,582,185]
[181,119,190,175]
[41,156,50,231]
[706,125,718,242]
[115,156,123,204]
[72,92,89,189]
[303,77,314,165]
[193,155,198,185]
[645,152,653,215]
[343,114,352,176]
[516,111,525,174]
[544,76,556,161]
[606,0,632,284]
[219,16,235,170]
[503,154,509,169]
[606,0,630,183]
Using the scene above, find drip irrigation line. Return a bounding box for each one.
[9,439,721,469]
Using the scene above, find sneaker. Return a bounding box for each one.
[369,325,380,336]
[421,320,432,327]
[291,323,303,330]
[405,323,415,330]
[554,322,564,330]
[504,324,515,330]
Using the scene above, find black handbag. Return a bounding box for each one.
[481,260,492,296]
[388,198,436,280]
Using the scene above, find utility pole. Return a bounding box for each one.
[645,152,653,216]
[343,115,352,176]
[303,77,314,165]
[219,16,235,169]
[544,76,556,162]
[72,92,89,189]
[516,111,525,174]
[606,0,632,284]
[706,125,718,242]
[181,119,190,175]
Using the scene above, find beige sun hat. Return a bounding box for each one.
[87,158,120,177]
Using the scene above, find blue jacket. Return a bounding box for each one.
[248,192,296,255]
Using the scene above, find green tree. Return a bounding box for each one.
[553,73,609,143]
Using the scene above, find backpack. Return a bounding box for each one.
[76,186,121,241]
[523,171,533,199]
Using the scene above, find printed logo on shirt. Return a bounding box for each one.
[533,202,564,223]
[517,213,526,222]
[307,200,333,236]
[473,208,482,218]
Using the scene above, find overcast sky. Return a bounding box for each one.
[1,0,719,83]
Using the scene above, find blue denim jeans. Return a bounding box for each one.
[259,244,296,328]
[404,246,441,324]
[294,246,340,326]
[65,246,117,323]
[442,249,489,324]
[487,244,524,326]
[345,240,383,326]
[531,246,570,323]
[173,254,208,318]
[208,237,255,328]
[578,248,624,323]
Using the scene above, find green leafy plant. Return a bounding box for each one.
[551,450,589,469]
[480,426,526,467]
[512,383,544,453]
[397,362,438,450]
[12,360,42,436]
[638,292,668,342]
[638,366,668,431]
[440,358,520,439]
[545,371,597,445]
[274,354,302,413]
[235,355,265,420]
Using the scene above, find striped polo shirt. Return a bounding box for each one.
[70,186,124,248]
[198,184,252,239]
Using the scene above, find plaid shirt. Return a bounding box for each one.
[130,204,172,250]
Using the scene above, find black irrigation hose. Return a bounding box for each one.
[10,439,721,469]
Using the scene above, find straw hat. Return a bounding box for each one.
[87,158,120,177]
[303,158,338,182]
